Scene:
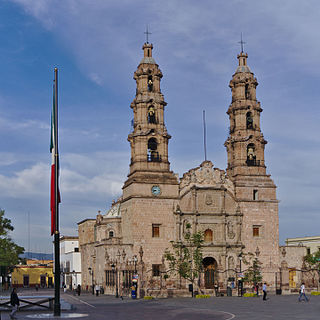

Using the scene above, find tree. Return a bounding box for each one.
[164,223,204,296]
[0,209,24,287]
[304,250,320,290]
[243,252,263,286]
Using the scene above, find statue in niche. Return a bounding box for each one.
[227,221,235,239]
[205,193,213,206]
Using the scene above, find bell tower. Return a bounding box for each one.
[123,42,178,196]
[225,51,267,178]
[225,49,279,284]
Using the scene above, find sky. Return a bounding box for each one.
[0,0,319,253]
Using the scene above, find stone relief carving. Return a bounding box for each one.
[205,193,213,206]
[180,160,234,196]
[227,221,235,239]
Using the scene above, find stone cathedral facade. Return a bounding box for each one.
[78,42,287,297]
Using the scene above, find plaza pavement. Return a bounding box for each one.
[0,288,319,319]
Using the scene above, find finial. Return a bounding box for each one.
[144,25,152,44]
[238,32,246,53]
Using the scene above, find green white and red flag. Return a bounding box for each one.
[50,71,60,235]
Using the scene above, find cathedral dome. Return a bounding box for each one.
[235,65,252,74]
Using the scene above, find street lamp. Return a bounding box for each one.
[88,267,94,295]
[111,263,118,298]
[238,253,243,297]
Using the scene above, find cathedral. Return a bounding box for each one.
[78,41,301,297]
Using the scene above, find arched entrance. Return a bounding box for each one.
[203,257,217,289]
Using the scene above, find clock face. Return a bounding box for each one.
[151,185,161,196]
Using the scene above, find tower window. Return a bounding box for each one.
[109,231,114,238]
[253,189,258,200]
[148,75,153,92]
[245,84,250,99]
[147,138,161,162]
[148,106,156,124]
[246,112,253,129]
[152,224,160,238]
[246,143,259,166]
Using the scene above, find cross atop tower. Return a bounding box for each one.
[238,33,246,53]
[144,25,152,44]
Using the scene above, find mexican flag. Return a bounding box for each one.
[50,71,60,235]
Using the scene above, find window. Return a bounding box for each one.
[246,112,253,129]
[253,226,260,237]
[148,75,153,92]
[109,231,114,238]
[253,190,258,200]
[152,264,161,277]
[148,106,156,124]
[74,247,79,252]
[204,229,213,242]
[152,224,160,238]
[247,143,259,166]
[147,138,161,162]
[245,84,250,99]
[307,247,311,255]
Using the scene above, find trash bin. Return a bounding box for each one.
[276,289,282,295]
[227,286,232,296]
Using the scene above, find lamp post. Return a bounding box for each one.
[88,267,94,295]
[111,263,118,298]
[238,253,243,297]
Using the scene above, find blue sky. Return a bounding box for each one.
[1,0,319,253]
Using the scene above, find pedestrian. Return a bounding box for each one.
[10,288,19,319]
[95,284,100,296]
[298,282,309,302]
[262,282,267,301]
[77,284,81,296]
[255,283,259,297]
[63,284,67,293]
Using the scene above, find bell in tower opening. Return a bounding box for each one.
[148,105,156,124]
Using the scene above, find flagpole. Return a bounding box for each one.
[53,67,61,316]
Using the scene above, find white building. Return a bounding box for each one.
[60,236,81,289]
[286,236,320,255]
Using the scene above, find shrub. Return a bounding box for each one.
[311,291,320,296]
[195,294,211,298]
[143,296,154,300]
[243,293,256,297]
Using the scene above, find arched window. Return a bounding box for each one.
[148,75,153,92]
[147,106,156,124]
[245,84,250,99]
[204,229,213,242]
[246,143,257,166]
[246,112,253,129]
[147,138,160,162]
[109,230,114,238]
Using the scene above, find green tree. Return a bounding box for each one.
[0,209,25,287]
[164,224,204,296]
[304,249,320,290]
[243,252,263,286]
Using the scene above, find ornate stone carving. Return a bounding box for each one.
[180,161,234,196]
[205,193,213,205]
[227,221,235,239]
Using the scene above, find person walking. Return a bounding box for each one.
[298,282,309,302]
[95,284,100,296]
[77,284,81,296]
[10,288,19,319]
[262,282,267,301]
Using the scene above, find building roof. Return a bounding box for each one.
[105,202,121,218]
[139,56,156,65]
[235,65,252,74]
